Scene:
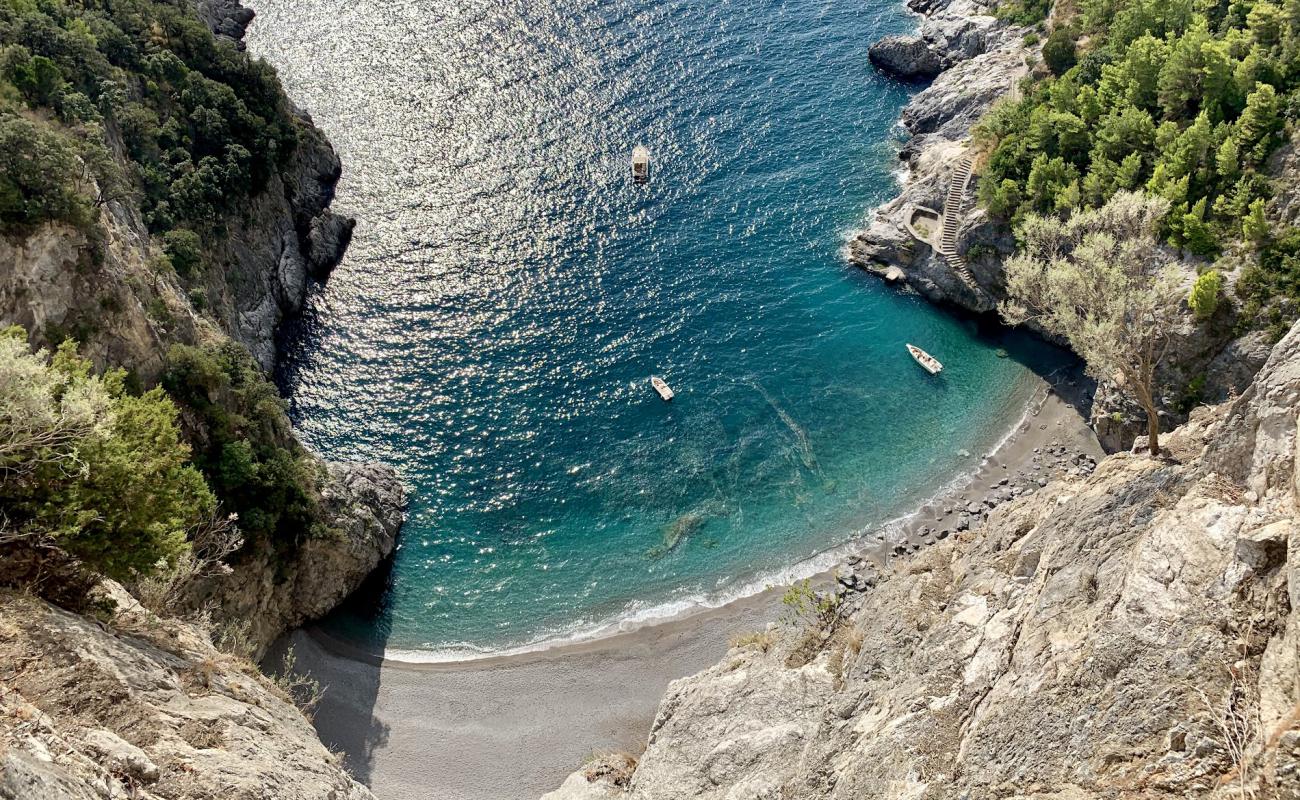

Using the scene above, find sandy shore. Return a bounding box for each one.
[280,372,1103,800]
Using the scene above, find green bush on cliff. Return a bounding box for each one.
[0,112,95,233]
[1042,28,1078,75]
[163,228,203,277]
[1188,269,1223,320]
[163,342,327,547]
[0,328,214,580]
[0,0,299,238]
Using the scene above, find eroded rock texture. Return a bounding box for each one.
[550,322,1300,799]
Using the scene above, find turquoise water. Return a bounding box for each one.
[249,0,1068,656]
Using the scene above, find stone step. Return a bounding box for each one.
[938,154,978,290]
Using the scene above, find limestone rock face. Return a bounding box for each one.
[0,0,397,657]
[0,587,374,800]
[868,35,944,79]
[195,461,406,656]
[547,321,1300,798]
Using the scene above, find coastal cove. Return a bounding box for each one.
[248,0,1074,660]
[273,382,1102,799]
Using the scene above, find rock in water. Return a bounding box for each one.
[868,34,944,79]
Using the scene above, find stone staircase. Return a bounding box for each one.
[939,155,977,288]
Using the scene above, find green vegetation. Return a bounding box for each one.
[1001,192,1185,455]
[163,341,328,546]
[1042,27,1078,75]
[0,328,213,580]
[977,0,1297,234]
[1188,268,1224,319]
[0,0,299,243]
[1238,226,1300,338]
[979,0,1300,333]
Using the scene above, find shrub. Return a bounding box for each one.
[729,629,778,653]
[1042,29,1078,76]
[162,229,203,277]
[0,112,93,233]
[1243,198,1270,247]
[0,331,215,580]
[163,342,326,546]
[1188,269,1223,320]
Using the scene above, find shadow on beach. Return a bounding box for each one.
[264,556,396,787]
[943,307,1097,421]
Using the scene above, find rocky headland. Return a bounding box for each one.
[852,0,1281,452]
[0,0,402,796]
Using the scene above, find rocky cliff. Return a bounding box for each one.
[547,320,1300,799]
[0,0,400,653]
[850,0,1278,452]
[0,584,374,800]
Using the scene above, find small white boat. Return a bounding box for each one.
[906,344,943,375]
[650,375,674,401]
[631,145,650,184]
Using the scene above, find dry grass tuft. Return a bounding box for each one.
[729,629,777,654]
[582,750,638,788]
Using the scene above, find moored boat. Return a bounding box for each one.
[906,343,943,375]
[631,145,650,183]
[650,375,674,401]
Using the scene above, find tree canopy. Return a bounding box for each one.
[0,329,215,579]
[1000,192,1187,455]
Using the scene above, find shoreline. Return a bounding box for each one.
[302,362,1093,671]
[283,372,1102,800]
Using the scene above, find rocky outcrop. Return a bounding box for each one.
[0,0,400,653]
[193,461,406,656]
[194,0,254,49]
[850,0,1030,313]
[868,35,944,79]
[196,108,353,372]
[0,585,375,800]
[868,0,1004,81]
[548,320,1300,799]
[189,0,355,369]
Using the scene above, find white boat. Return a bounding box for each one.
[650,375,674,401]
[906,344,943,375]
[631,145,650,184]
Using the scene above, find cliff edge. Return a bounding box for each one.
[546,322,1300,798]
[0,585,374,800]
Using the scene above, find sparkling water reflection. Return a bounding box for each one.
[250,0,1070,655]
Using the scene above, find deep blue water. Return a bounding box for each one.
[249,0,1067,657]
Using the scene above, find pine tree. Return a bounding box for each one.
[1181,197,1219,256]
[1243,197,1271,246]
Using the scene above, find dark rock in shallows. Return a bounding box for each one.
[869,35,944,80]
[306,212,356,277]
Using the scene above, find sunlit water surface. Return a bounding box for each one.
[247,0,1069,657]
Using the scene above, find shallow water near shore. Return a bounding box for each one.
[250,0,1072,657]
